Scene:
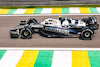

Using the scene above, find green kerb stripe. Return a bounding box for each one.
[6,9,17,14]
[89,7,99,13]
[88,51,100,67]
[0,50,6,59]
[62,8,69,14]
[33,8,42,14]
[34,50,53,67]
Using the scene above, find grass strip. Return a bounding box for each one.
[1,5,100,9]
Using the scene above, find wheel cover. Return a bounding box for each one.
[84,32,90,37]
[24,31,29,36]
[22,30,30,37]
[83,31,91,38]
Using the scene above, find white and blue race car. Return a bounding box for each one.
[10,16,99,40]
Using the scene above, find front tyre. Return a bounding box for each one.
[81,29,93,40]
[20,27,33,39]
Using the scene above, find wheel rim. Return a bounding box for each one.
[84,32,90,37]
[22,30,30,37]
[84,31,91,38]
[24,31,29,36]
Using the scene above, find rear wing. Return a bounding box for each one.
[88,16,97,24]
[88,24,99,30]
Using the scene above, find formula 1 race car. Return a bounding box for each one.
[10,16,99,40]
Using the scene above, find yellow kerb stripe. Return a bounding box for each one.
[24,8,35,14]
[0,9,9,14]
[72,51,90,67]
[79,7,90,13]
[16,50,38,67]
[52,8,62,14]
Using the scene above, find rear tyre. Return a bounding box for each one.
[81,29,93,40]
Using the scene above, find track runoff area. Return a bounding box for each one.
[0,8,100,67]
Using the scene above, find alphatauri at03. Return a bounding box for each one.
[10,16,99,40]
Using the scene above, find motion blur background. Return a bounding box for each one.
[0,0,100,6]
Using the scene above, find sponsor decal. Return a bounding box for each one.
[44,27,69,34]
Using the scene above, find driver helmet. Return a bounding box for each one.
[59,16,62,20]
[59,16,62,18]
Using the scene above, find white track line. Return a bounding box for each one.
[69,7,80,13]
[41,8,52,14]
[0,48,100,50]
[14,9,26,14]
[0,14,100,16]
[51,51,72,67]
[96,7,100,13]
[0,50,23,67]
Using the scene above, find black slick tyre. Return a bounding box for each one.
[20,27,33,39]
[81,29,93,40]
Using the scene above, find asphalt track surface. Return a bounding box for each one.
[0,15,100,47]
